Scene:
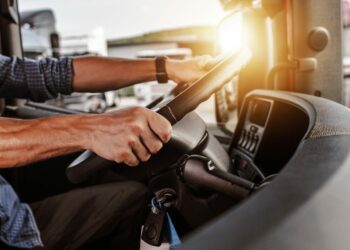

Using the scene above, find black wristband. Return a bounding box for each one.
[155,56,168,83]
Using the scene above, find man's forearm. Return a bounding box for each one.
[0,116,89,168]
[72,56,181,92]
[0,106,172,168]
[72,57,155,92]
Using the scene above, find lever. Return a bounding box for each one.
[177,155,255,200]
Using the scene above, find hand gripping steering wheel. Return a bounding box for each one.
[66,48,252,184]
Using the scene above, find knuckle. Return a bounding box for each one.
[113,157,122,164]
[166,127,173,140]
[150,142,163,154]
[126,160,139,167]
[116,149,130,161]
[127,137,137,147]
[131,107,146,116]
[140,153,151,162]
[160,130,172,142]
[130,122,144,134]
[160,120,172,137]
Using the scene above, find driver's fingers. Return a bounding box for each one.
[118,149,139,167]
[140,126,164,154]
[146,111,172,143]
[129,136,152,162]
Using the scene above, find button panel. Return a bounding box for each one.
[238,125,261,154]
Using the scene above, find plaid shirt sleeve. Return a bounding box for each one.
[0,55,73,248]
[0,55,73,102]
[0,175,43,248]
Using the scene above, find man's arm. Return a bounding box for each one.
[72,56,211,92]
[0,107,171,168]
[0,115,84,168]
[72,57,156,92]
[0,54,211,102]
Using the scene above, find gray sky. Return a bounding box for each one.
[18,0,225,39]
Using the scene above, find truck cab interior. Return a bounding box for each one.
[1,0,350,249]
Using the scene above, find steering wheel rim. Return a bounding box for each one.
[66,48,252,184]
[156,48,251,124]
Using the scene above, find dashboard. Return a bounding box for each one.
[230,91,312,182]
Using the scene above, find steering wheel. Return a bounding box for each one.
[66,48,252,184]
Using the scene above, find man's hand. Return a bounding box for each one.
[0,107,171,169]
[85,107,172,167]
[167,55,214,84]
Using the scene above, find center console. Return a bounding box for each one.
[230,91,313,182]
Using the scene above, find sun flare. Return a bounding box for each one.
[217,13,245,53]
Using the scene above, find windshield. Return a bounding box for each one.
[18,0,224,39]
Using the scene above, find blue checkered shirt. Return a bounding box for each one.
[0,55,73,248]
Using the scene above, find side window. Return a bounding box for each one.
[18,0,223,125]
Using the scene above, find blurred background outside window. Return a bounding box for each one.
[18,0,350,123]
[18,0,230,124]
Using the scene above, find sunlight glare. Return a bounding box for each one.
[218,13,244,53]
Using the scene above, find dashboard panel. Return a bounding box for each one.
[230,91,312,181]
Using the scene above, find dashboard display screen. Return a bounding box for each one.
[249,99,271,127]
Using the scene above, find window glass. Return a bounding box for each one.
[18,0,226,124]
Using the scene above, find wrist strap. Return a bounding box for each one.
[155,56,168,83]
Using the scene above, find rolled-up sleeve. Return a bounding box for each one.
[0,55,73,102]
